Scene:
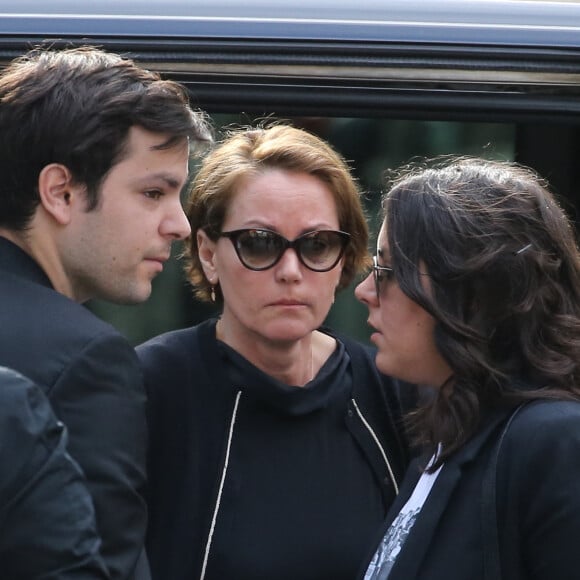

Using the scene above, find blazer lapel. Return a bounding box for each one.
[387,410,512,580]
[0,236,53,288]
[388,460,463,579]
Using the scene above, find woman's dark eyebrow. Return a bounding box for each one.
[377,247,390,260]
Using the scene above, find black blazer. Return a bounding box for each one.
[0,237,147,580]
[359,399,580,580]
[0,366,109,579]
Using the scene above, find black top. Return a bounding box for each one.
[138,318,411,580]
[207,339,386,579]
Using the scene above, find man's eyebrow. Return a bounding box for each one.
[137,173,183,189]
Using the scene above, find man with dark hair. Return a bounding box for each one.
[0,46,212,579]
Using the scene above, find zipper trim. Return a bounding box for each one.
[351,397,399,495]
[199,390,242,580]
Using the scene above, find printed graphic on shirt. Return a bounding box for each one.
[363,506,421,579]
[363,450,443,580]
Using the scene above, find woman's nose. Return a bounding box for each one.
[355,272,377,305]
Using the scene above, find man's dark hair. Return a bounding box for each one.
[0,45,212,229]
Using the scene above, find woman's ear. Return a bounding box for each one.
[197,228,218,283]
[37,164,80,225]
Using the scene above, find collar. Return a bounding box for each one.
[215,325,350,416]
[0,236,53,289]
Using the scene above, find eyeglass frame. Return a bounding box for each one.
[372,255,394,300]
[219,228,351,272]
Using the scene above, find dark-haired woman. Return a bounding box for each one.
[355,157,580,580]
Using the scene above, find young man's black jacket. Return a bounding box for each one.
[0,237,147,580]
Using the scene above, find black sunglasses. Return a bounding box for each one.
[219,228,350,272]
[373,255,395,300]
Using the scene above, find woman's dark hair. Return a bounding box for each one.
[384,156,580,468]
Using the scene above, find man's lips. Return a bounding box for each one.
[145,252,171,264]
[144,255,170,271]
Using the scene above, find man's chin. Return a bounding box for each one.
[102,284,152,306]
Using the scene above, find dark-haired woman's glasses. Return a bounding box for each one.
[373,255,395,300]
[219,228,350,272]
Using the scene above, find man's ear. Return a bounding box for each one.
[37,164,80,225]
[197,228,218,283]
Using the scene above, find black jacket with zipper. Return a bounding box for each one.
[138,318,411,580]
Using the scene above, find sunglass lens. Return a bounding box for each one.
[237,230,281,269]
[300,231,343,270]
